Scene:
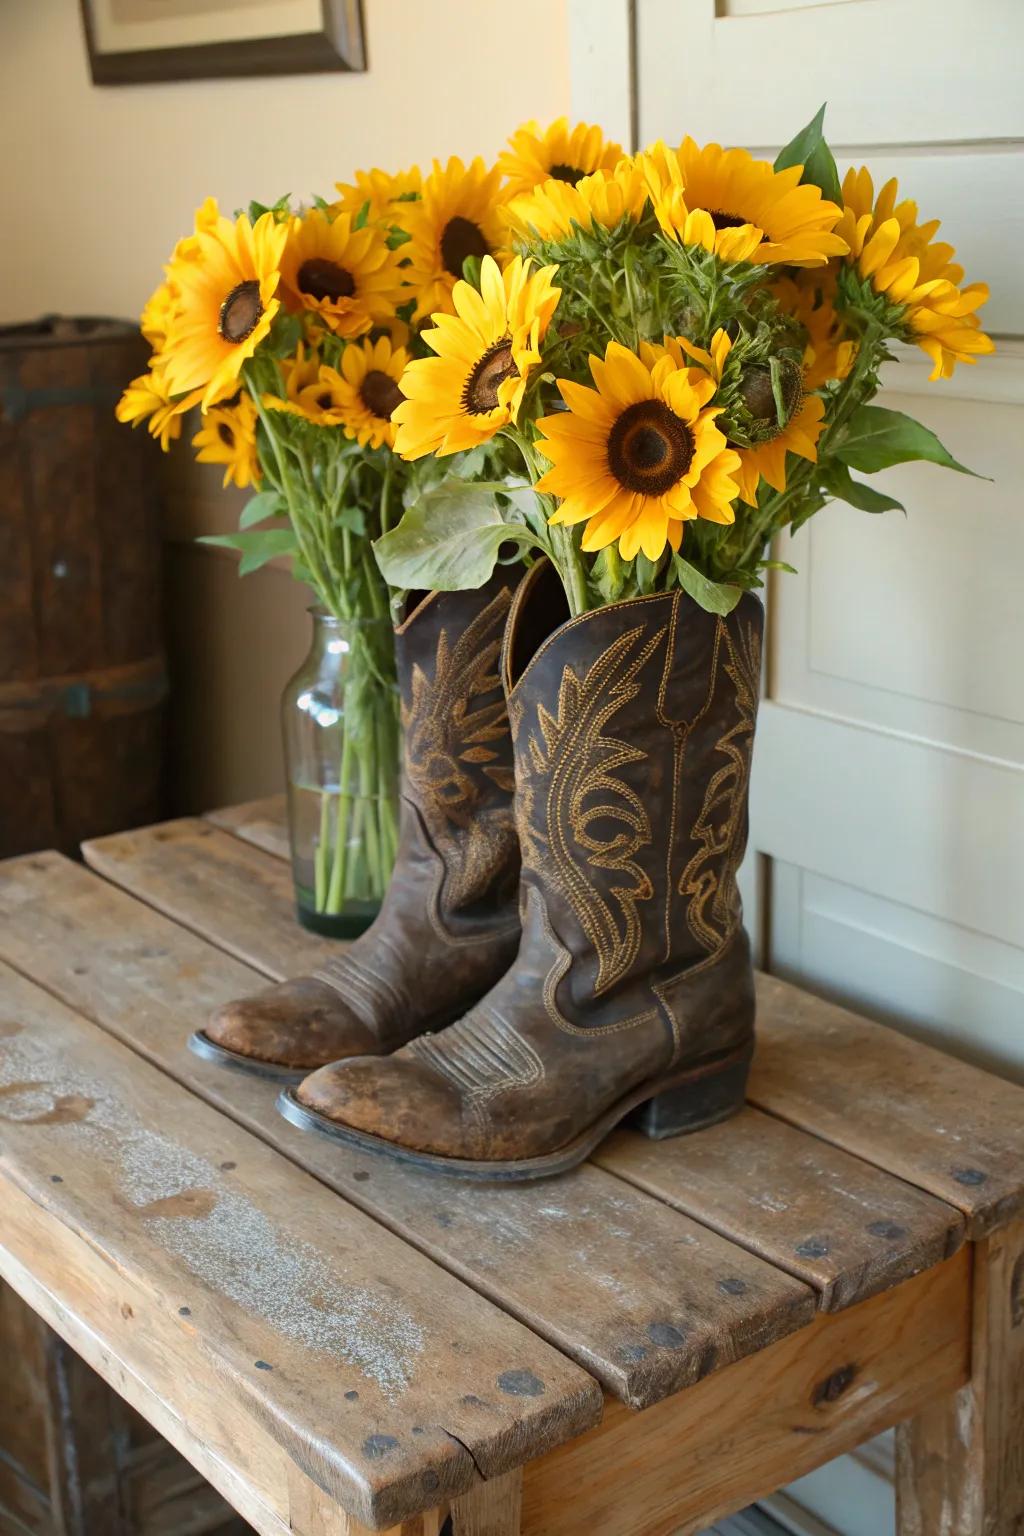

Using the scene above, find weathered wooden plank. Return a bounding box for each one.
[0,852,816,1410]
[751,973,1024,1239]
[82,820,338,979]
[596,1108,964,1311]
[206,797,290,863]
[521,1251,971,1536]
[0,962,601,1530]
[895,1216,1024,1536]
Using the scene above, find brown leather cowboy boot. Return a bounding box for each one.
[279,560,764,1177]
[189,566,524,1080]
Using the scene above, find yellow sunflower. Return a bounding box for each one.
[332,165,422,221]
[161,200,287,409]
[140,281,178,351]
[331,335,409,450]
[660,327,825,506]
[192,393,261,489]
[499,117,624,199]
[263,344,349,427]
[640,139,848,267]
[837,167,994,380]
[772,270,856,390]
[535,342,740,561]
[401,156,508,322]
[393,254,560,459]
[279,208,407,339]
[116,369,200,452]
[506,160,648,244]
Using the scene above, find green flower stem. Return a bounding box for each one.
[314,791,330,911]
[510,428,591,617]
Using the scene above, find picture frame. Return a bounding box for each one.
[79,0,365,85]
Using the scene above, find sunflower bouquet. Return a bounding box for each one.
[116,172,512,931]
[376,108,993,617]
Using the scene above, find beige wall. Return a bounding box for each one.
[1,0,570,810]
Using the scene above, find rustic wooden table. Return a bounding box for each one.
[1,799,1022,1536]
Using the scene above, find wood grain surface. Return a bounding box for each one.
[0,961,600,1530]
[207,797,291,862]
[0,851,816,1412]
[83,820,338,979]
[522,1250,971,1536]
[896,1215,1024,1536]
[597,1107,964,1310]
[751,972,1024,1239]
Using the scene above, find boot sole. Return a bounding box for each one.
[187,1030,311,1083]
[275,1040,753,1182]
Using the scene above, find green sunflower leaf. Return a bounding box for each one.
[336,505,366,535]
[373,480,542,592]
[198,527,298,575]
[238,490,286,528]
[834,405,985,477]
[671,555,743,615]
[774,104,843,207]
[822,463,905,514]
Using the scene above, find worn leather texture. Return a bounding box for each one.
[296,562,764,1158]
[205,566,524,1070]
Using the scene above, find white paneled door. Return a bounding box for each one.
[572,2,1024,1531]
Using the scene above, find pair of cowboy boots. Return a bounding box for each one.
[193,561,763,1179]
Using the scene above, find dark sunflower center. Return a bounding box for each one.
[736,359,803,440]
[462,338,517,415]
[219,281,263,344]
[360,369,404,421]
[607,400,695,496]
[297,258,356,302]
[317,391,334,410]
[217,421,235,447]
[548,162,585,186]
[440,216,490,278]
[708,209,751,231]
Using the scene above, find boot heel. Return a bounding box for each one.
[630,1044,752,1141]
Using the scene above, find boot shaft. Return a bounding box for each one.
[504,564,763,1020]
[396,566,522,925]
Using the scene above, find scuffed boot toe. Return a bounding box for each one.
[294,1053,471,1157]
[202,977,379,1072]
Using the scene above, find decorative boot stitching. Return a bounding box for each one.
[312,952,404,1024]
[679,619,762,950]
[403,586,516,921]
[408,1005,545,1113]
[517,622,666,997]
[526,885,660,1039]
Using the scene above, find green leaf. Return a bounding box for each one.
[373,480,541,592]
[352,199,370,231]
[672,556,743,615]
[835,405,984,477]
[336,505,366,535]
[774,104,842,207]
[238,490,286,528]
[198,527,298,575]
[759,559,799,575]
[822,463,905,514]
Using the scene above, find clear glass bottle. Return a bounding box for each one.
[282,609,400,938]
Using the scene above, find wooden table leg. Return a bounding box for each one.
[896,1218,1024,1535]
[450,1470,523,1535]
